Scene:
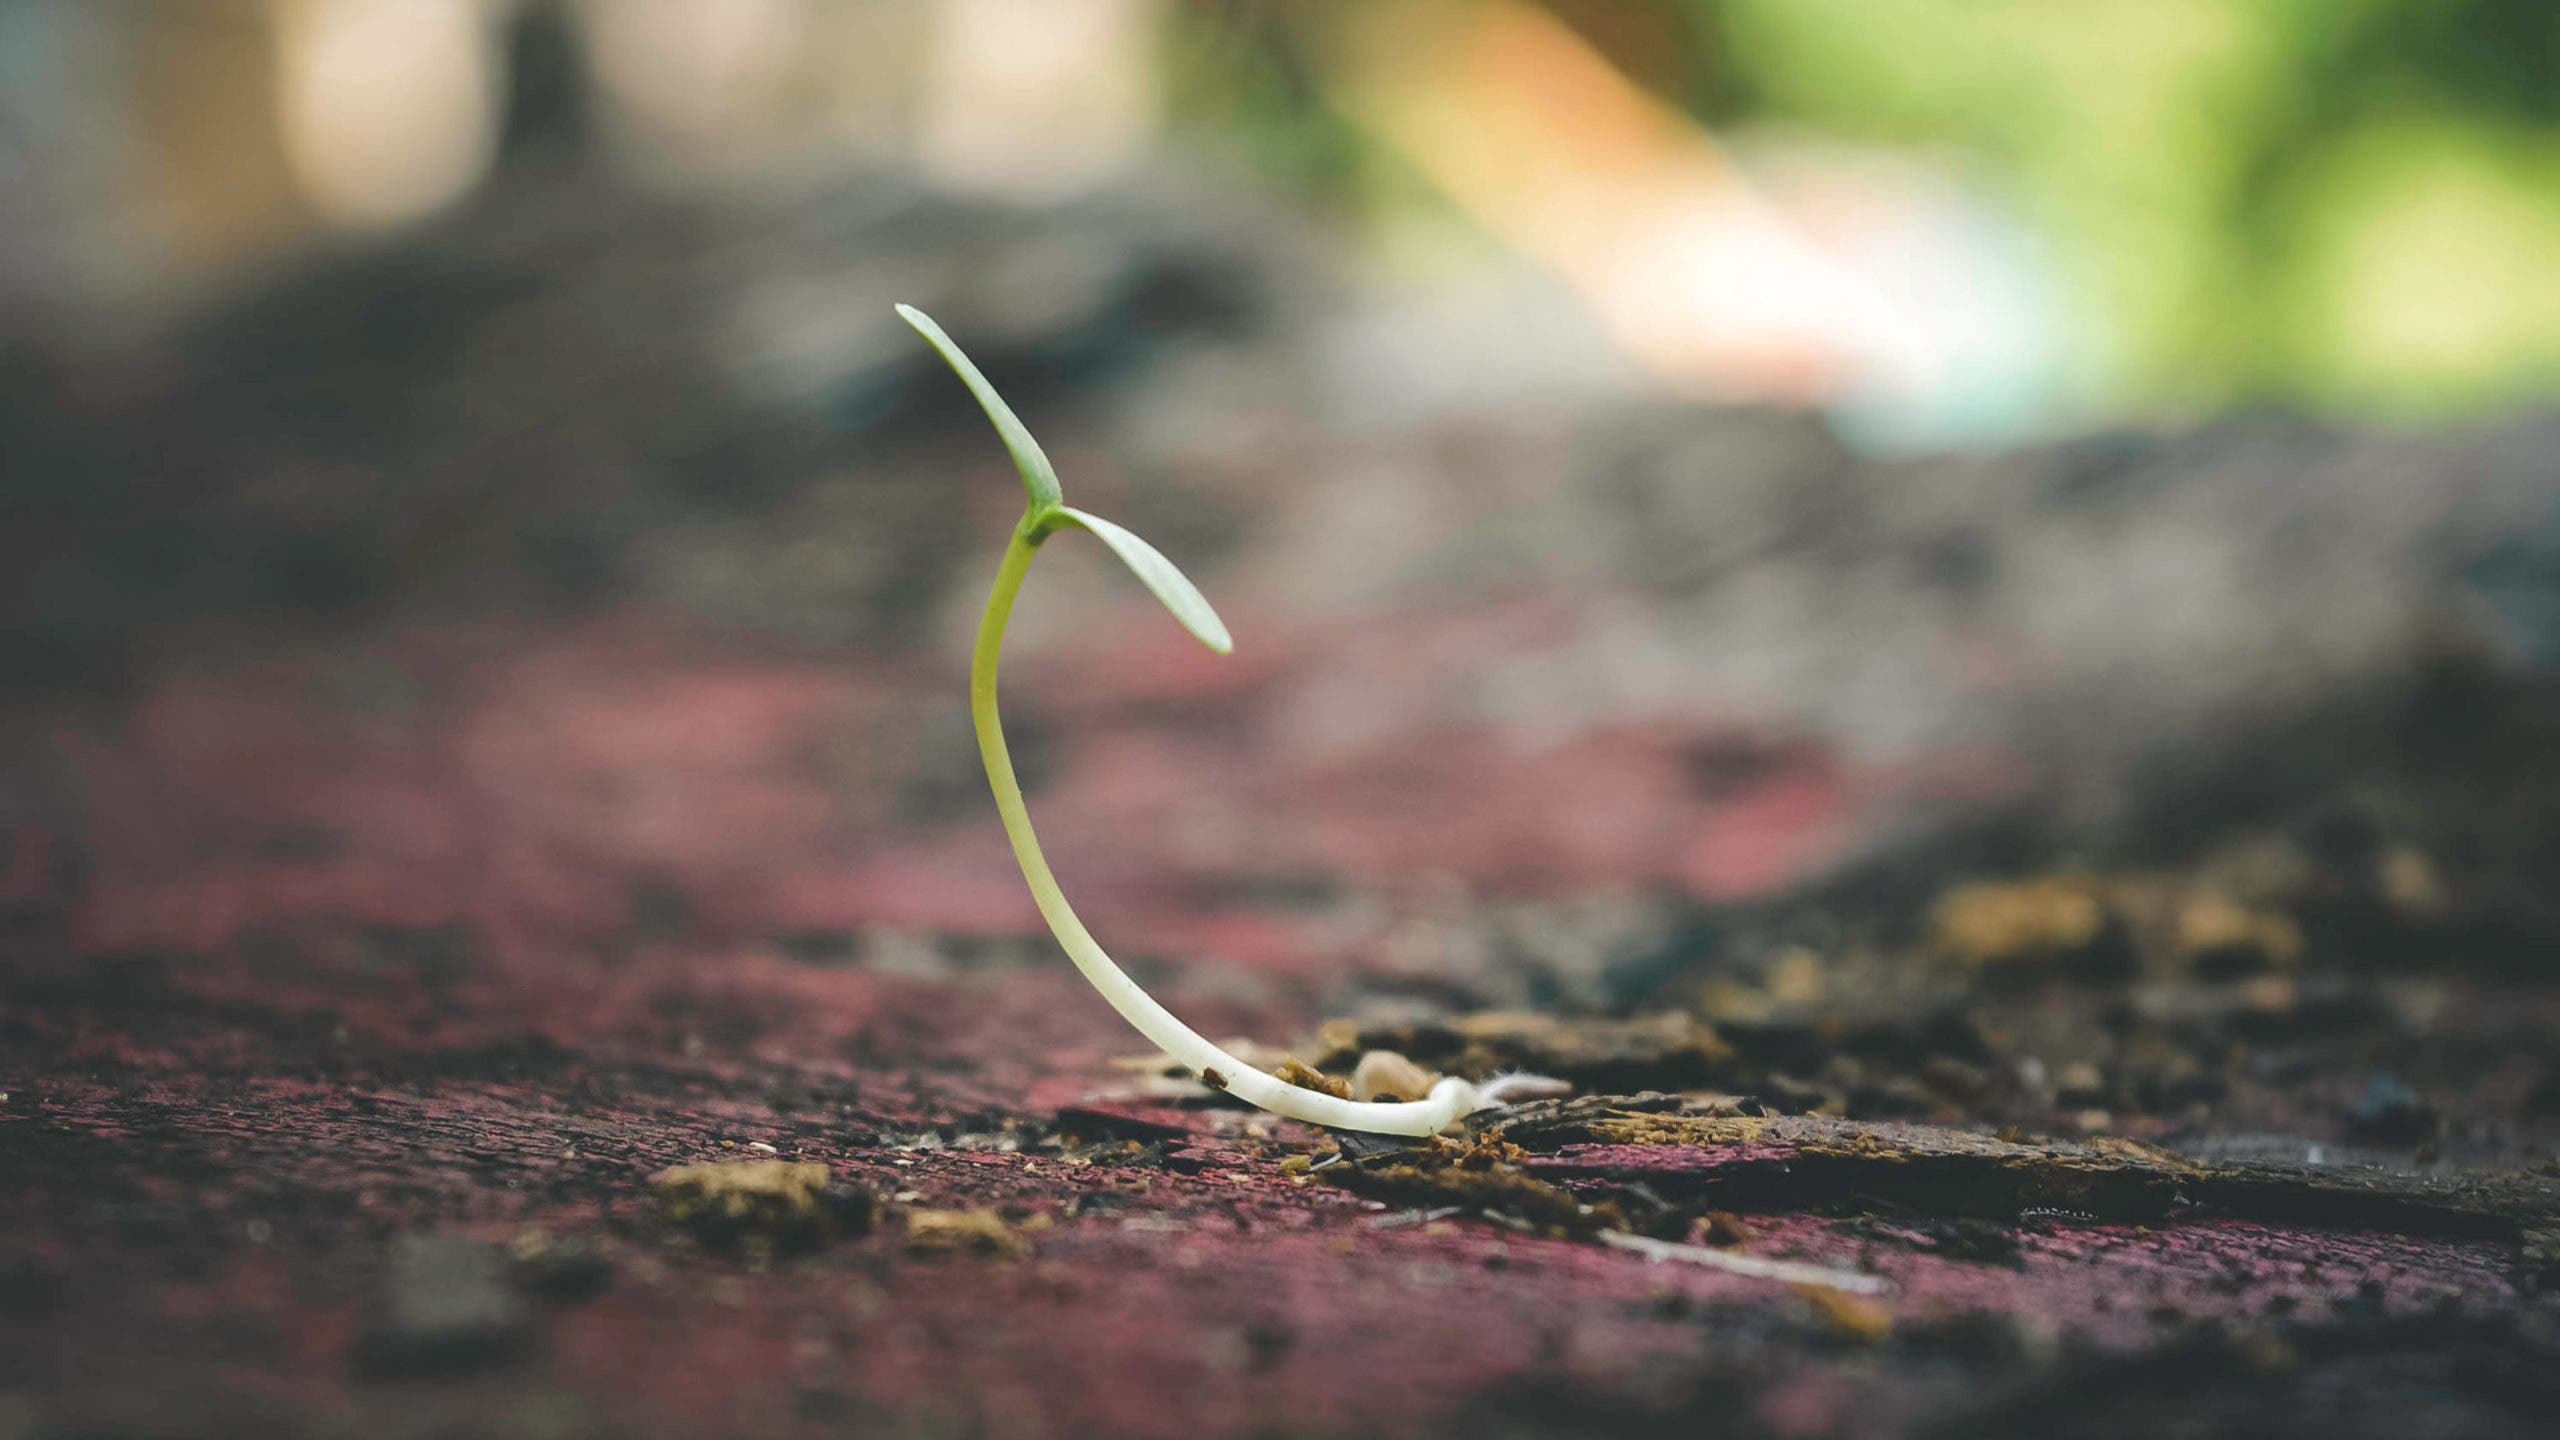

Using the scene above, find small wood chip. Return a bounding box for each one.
[1597,1229,1888,1295]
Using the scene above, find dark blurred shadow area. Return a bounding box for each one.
[4,0,2559,1014]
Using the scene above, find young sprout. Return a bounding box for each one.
[898,303,1564,1136]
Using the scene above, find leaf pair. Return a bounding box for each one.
[896,304,1232,655]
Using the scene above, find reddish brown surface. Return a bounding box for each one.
[7,612,2558,1440]
[7,138,2560,1439]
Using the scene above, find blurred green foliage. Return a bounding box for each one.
[1715,0,2560,412]
[1167,0,2560,417]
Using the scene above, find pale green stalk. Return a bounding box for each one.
[911,301,1552,1136]
[971,525,1497,1134]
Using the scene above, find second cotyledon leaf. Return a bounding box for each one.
[894,303,1060,511]
[1043,507,1232,654]
[895,302,1229,654]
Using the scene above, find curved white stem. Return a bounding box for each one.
[974,526,1533,1136]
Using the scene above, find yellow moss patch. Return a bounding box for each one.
[1796,1283,1893,1342]
[652,1159,868,1254]
[2172,891,2303,969]
[1931,877,2110,964]
[1584,1113,1772,1148]
[904,1208,1024,1258]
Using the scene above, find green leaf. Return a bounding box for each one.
[1051,507,1234,654]
[895,303,1062,511]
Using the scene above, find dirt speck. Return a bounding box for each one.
[506,1229,614,1301]
[1273,1058,1349,1099]
[1351,1050,1435,1101]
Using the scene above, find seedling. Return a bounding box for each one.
[899,304,1561,1136]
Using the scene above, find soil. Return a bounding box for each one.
[5,164,2560,1439]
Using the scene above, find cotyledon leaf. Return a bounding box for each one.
[896,302,1230,655]
[1049,506,1234,654]
[894,303,1061,511]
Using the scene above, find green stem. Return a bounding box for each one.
[972,518,1485,1135]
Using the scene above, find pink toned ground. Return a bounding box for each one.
[3,617,2552,1440]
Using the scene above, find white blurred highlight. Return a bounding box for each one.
[274,0,502,229]
[916,0,1161,198]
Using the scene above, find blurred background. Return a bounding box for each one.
[15,11,2560,1432]
[4,0,2559,1055]
[13,1,2560,427]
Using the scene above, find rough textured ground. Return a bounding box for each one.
[7,165,2560,1439]
[7,599,2558,1440]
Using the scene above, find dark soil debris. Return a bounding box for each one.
[353,1236,528,1379]
[1320,1134,1623,1239]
